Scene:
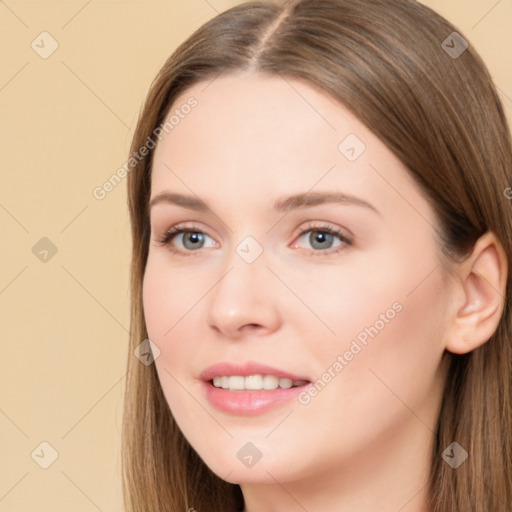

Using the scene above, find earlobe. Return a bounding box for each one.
[445,231,508,355]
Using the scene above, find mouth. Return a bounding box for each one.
[200,362,312,415]
[209,375,309,391]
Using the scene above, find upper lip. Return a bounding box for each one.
[200,361,311,382]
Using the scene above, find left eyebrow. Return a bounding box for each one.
[273,191,381,216]
[148,190,381,216]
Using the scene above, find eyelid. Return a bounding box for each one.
[154,222,214,248]
[291,222,353,256]
[292,221,353,244]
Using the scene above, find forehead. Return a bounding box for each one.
[149,72,426,222]
[154,72,372,171]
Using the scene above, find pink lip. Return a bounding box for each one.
[200,361,310,382]
[200,361,311,416]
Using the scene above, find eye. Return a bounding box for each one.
[155,224,216,255]
[154,222,352,257]
[292,223,352,256]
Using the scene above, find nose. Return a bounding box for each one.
[206,251,281,339]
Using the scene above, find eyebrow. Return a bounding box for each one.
[149,191,380,216]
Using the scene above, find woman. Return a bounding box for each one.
[122,0,512,510]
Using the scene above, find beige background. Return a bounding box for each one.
[0,0,510,510]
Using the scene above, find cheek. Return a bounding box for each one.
[303,260,449,440]
[298,238,448,399]
[142,264,170,343]
[283,255,401,360]
[142,255,206,388]
[142,261,199,421]
[142,253,201,341]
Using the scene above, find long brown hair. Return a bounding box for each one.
[122,1,512,510]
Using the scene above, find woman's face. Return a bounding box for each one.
[143,72,453,486]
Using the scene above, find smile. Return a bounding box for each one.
[211,374,309,391]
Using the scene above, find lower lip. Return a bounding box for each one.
[202,380,308,415]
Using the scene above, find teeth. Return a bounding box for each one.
[211,374,308,391]
[263,375,279,390]
[279,378,293,389]
[245,375,263,390]
[230,376,245,390]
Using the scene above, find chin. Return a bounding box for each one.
[198,447,305,485]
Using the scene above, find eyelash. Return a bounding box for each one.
[155,222,353,257]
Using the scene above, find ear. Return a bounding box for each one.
[445,231,508,355]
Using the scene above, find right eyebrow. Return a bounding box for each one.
[149,192,210,213]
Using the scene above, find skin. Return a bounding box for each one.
[142,72,507,512]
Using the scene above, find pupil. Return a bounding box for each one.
[311,231,332,249]
[185,232,203,249]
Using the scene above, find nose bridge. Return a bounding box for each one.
[206,238,279,335]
